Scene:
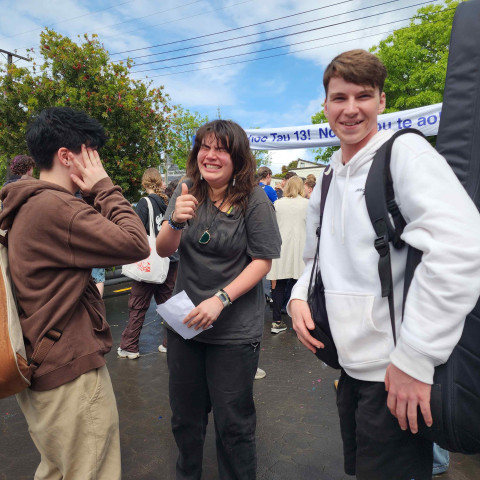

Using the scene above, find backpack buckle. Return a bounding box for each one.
[374,235,389,257]
[45,328,62,341]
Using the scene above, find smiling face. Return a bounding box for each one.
[324,76,386,163]
[197,133,234,189]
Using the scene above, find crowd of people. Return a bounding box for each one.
[1,47,479,480]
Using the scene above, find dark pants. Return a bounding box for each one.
[271,278,295,323]
[167,329,260,480]
[336,370,433,480]
[120,262,177,352]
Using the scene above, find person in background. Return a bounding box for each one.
[118,168,178,359]
[165,179,179,198]
[255,166,277,379]
[3,154,35,186]
[156,119,281,480]
[432,444,449,476]
[267,176,308,334]
[91,267,105,297]
[304,174,316,199]
[257,166,277,203]
[275,171,297,199]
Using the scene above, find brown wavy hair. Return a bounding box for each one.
[10,155,35,175]
[141,168,168,203]
[186,120,255,213]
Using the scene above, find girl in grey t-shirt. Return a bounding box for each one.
[157,119,281,479]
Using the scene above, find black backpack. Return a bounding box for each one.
[364,128,480,454]
[309,0,480,454]
[312,127,480,454]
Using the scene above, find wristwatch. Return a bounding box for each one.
[215,289,232,307]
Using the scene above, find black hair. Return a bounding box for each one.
[26,107,107,170]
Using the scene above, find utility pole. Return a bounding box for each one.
[0,49,29,76]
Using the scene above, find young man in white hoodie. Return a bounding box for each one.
[289,49,480,480]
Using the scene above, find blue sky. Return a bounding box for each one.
[1,0,444,172]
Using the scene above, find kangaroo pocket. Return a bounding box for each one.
[324,291,392,368]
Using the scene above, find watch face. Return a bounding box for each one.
[216,291,229,305]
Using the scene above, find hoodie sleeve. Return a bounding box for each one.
[67,178,150,268]
[389,134,480,384]
[287,176,323,311]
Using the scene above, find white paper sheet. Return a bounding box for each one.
[156,290,212,340]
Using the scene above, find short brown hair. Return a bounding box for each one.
[257,166,272,180]
[284,171,297,181]
[283,176,305,198]
[10,155,35,175]
[304,178,316,189]
[323,49,387,95]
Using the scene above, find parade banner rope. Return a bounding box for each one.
[245,103,442,150]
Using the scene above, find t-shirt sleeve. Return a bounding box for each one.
[264,185,277,203]
[244,188,282,259]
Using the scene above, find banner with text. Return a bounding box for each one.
[245,103,442,150]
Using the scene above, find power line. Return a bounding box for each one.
[117,0,398,63]
[0,0,139,41]
[102,0,255,41]
[130,0,431,69]
[16,0,242,51]
[110,0,357,56]
[134,9,451,79]
[91,0,206,32]
[132,18,410,75]
[139,31,393,79]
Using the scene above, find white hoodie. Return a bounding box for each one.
[289,130,480,384]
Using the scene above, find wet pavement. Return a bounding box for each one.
[1,287,480,479]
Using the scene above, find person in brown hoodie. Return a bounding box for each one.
[0,107,150,480]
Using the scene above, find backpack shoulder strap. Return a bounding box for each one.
[308,166,333,290]
[320,165,333,223]
[364,128,425,341]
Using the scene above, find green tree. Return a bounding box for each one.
[0,29,175,200]
[252,150,272,169]
[279,159,299,176]
[308,0,463,157]
[311,110,338,164]
[169,107,208,170]
[371,0,463,112]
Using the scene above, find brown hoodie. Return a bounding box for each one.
[0,177,150,391]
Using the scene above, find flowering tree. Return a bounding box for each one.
[0,29,175,200]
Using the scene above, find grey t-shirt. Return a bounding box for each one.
[165,180,281,344]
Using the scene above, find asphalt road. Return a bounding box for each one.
[1,291,480,479]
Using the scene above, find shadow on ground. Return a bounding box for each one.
[1,293,480,479]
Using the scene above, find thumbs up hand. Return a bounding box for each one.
[172,182,198,223]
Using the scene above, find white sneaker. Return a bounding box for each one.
[158,345,167,353]
[117,347,139,359]
[271,321,287,334]
[255,368,266,380]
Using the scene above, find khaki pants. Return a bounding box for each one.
[17,365,121,480]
